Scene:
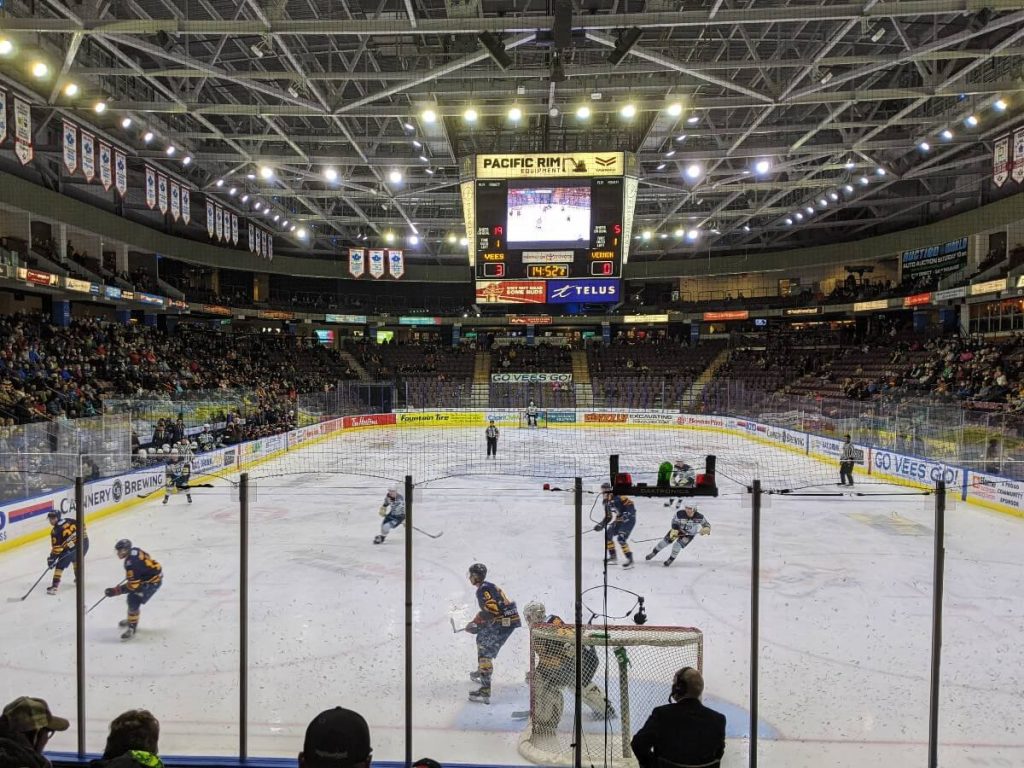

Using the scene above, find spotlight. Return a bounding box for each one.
[459,237,468,246]
[31,61,49,79]
[259,165,273,180]
[246,173,256,180]
[478,31,512,70]
[965,114,978,127]
[93,100,107,114]
[282,221,289,227]
[859,176,870,185]
[660,233,668,240]
[818,198,827,207]
[0,39,13,57]
[143,131,154,143]
[641,230,652,240]
[165,145,176,156]
[216,179,225,187]
[403,122,415,132]
[241,194,250,202]
[844,158,855,169]
[384,231,396,243]
[665,149,676,158]
[784,218,793,226]
[229,187,237,196]
[620,103,637,119]
[447,233,457,244]
[994,99,1008,112]
[389,170,403,184]
[576,105,591,120]
[686,229,700,242]
[684,162,702,180]
[120,117,132,129]
[829,191,839,201]
[273,214,280,222]
[290,225,297,232]
[919,141,930,152]
[463,108,478,123]
[673,228,684,237]
[941,129,954,141]
[409,234,419,245]
[656,163,667,171]
[419,155,429,162]
[182,155,192,166]
[508,106,523,122]
[754,158,772,175]
[421,108,437,123]
[742,224,751,232]
[876,167,886,176]
[63,83,79,97]
[687,115,700,125]
[666,102,683,117]
[805,206,814,215]
[608,27,642,66]
[297,227,308,239]
[425,168,435,175]
[795,212,803,221]
[324,168,338,182]
[412,139,423,148]
[254,202,262,211]
[844,184,854,193]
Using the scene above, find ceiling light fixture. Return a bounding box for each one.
[216,179,224,187]
[620,103,637,119]
[876,167,886,176]
[795,212,804,221]
[63,83,79,97]
[859,176,870,185]
[941,129,954,141]
[143,131,154,143]
[641,230,652,240]
[324,168,338,182]
[829,191,839,201]
[0,39,13,57]
[421,108,437,123]
[31,61,49,79]
[656,163,667,171]
[994,99,1008,112]
[297,228,308,239]
[684,162,702,180]
[229,187,237,195]
[508,106,523,122]
[259,165,273,180]
[784,218,793,226]
[754,158,772,175]
[674,228,684,237]
[805,206,814,215]
[844,184,854,193]
[919,141,930,151]
[576,105,591,120]
[182,155,192,166]
[459,237,468,246]
[965,114,979,127]
[93,100,107,114]
[241,194,249,202]
[409,234,419,245]
[464,107,478,123]
[844,158,855,169]
[685,229,700,241]
[666,102,683,117]
[121,117,133,129]
[686,115,699,125]
[165,146,176,156]
[384,231,395,243]
[389,170,403,184]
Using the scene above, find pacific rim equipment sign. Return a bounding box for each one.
[901,237,968,280]
[476,152,624,179]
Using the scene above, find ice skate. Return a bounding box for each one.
[645,550,656,561]
[162,496,169,505]
[373,535,385,544]
[46,585,58,595]
[468,686,491,704]
[187,494,193,503]
[120,625,136,640]
[663,556,676,567]
[622,555,634,569]
[118,618,131,627]
[470,670,483,683]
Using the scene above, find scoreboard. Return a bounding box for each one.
[462,152,638,305]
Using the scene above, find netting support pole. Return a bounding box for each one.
[573,477,583,768]
[609,455,619,485]
[239,472,249,762]
[749,479,761,768]
[405,474,414,768]
[74,475,86,757]
[927,480,946,768]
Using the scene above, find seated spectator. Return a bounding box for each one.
[631,667,726,768]
[299,707,372,768]
[90,709,161,768]
[0,696,70,768]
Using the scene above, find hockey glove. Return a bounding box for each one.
[668,529,680,541]
[47,554,57,568]
[379,505,388,517]
[104,585,123,597]
[700,525,711,536]
[464,622,481,635]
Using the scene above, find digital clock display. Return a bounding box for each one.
[527,264,570,279]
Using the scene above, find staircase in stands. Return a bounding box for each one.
[470,351,491,408]
[571,350,594,408]
[678,348,731,411]
[338,349,372,382]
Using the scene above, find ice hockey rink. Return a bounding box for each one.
[506,204,590,246]
[2,424,1022,768]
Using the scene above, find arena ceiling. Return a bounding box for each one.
[0,0,1022,264]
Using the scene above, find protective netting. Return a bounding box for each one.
[519,623,703,768]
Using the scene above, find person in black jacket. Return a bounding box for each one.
[631,667,726,768]
[89,709,162,768]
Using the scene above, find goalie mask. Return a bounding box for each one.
[523,601,546,625]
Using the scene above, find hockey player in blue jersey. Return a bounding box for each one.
[646,504,711,566]
[465,563,521,704]
[105,539,163,640]
[373,487,406,544]
[45,510,89,595]
[163,456,192,505]
[594,482,637,568]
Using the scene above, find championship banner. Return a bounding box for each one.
[98,142,112,190]
[114,150,127,196]
[215,206,224,241]
[81,132,95,182]
[62,121,78,175]
[387,249,405,279]
[170,182,180,221]
[206,200,215,238]
[14,98,32,164]
[256,229,264,258]
[476,151,624,180]
[348,248,365,278]
[0,89,6,145]
[248,222,255,252]
[231,214,239,245]
[993,134,1010,188]
[267,234,273,261]
[181,188,191,224]
[368,249,386,279]
[157,174,168,214]
[1013,127,1024,185]
[145,166,157,209]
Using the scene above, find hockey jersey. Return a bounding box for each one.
[50,518,87,556]
[673,510,711,538]
[473,581,521,627]
[122,548,163,592]
[601,495,637,527]
[383,493,406,520]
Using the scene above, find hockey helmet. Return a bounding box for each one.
[114,538,132,552]
[170,448,179,456]
[468,563,487,581]
[386,487,398,499]
[600,481,613,493]
[137,448,148,457]
[674,461,692,471]
[161,443,170,452]
[523,601,546,625]
[681,504,698,515]
[47,509,60,522]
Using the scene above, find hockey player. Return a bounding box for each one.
[163,455,192,504]
[104,539,162,640]
[45,510,89,595]
[373,487,406,544]
[465,563,521,704]
[526,400,539,428]
[594,482,636,568]
[197,424,216,452]
[645,504,711,567]
[522,602,614,729]
[485,420,499,458]
[672,461,697,489]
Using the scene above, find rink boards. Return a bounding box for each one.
[1,408,1020,553]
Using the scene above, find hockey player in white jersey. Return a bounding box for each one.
[645,504,710,566]
[373,487,406,544]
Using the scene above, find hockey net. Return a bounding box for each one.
[519,623,703,767]
[518,409,549,428]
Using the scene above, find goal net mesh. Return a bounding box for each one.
[518,409,550,428]
[519,623,703,768]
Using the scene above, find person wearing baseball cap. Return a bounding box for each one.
[0,696,69,767]
[298,707,371,768]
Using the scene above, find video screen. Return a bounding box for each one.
[506,181,591,248]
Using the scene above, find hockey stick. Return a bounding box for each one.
[6,567,51,602]
[138,482,215,499]
[412,525,443,539]
[511,710,530,720]
[450,617,467,634]
[137,486,166,500]
[87,580,127,614]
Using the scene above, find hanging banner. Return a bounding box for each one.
[81,131,95,182]
[145,167,157,209]
[231,214,239,245]
[114,150,127,197]
[387,249,405,279]
[215,206,224,241]
[348,248,365,278]
[1013,126,1024,185]
[256,229,264,258]
[368,249,386,279]
[181,188,191,224]
[157,175,168,214]
[98,142,112,190]
[0,89,6,145]
[170,182,180,221]
[993,134,1010,188]
[62,120,78,175]
[248,223,255,252]
[14,98,32,164]
[206,200,215,238]
[267,234,273,261]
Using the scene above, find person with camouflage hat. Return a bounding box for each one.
[0,696,69,768]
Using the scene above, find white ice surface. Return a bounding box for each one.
[2,426,1022,767]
